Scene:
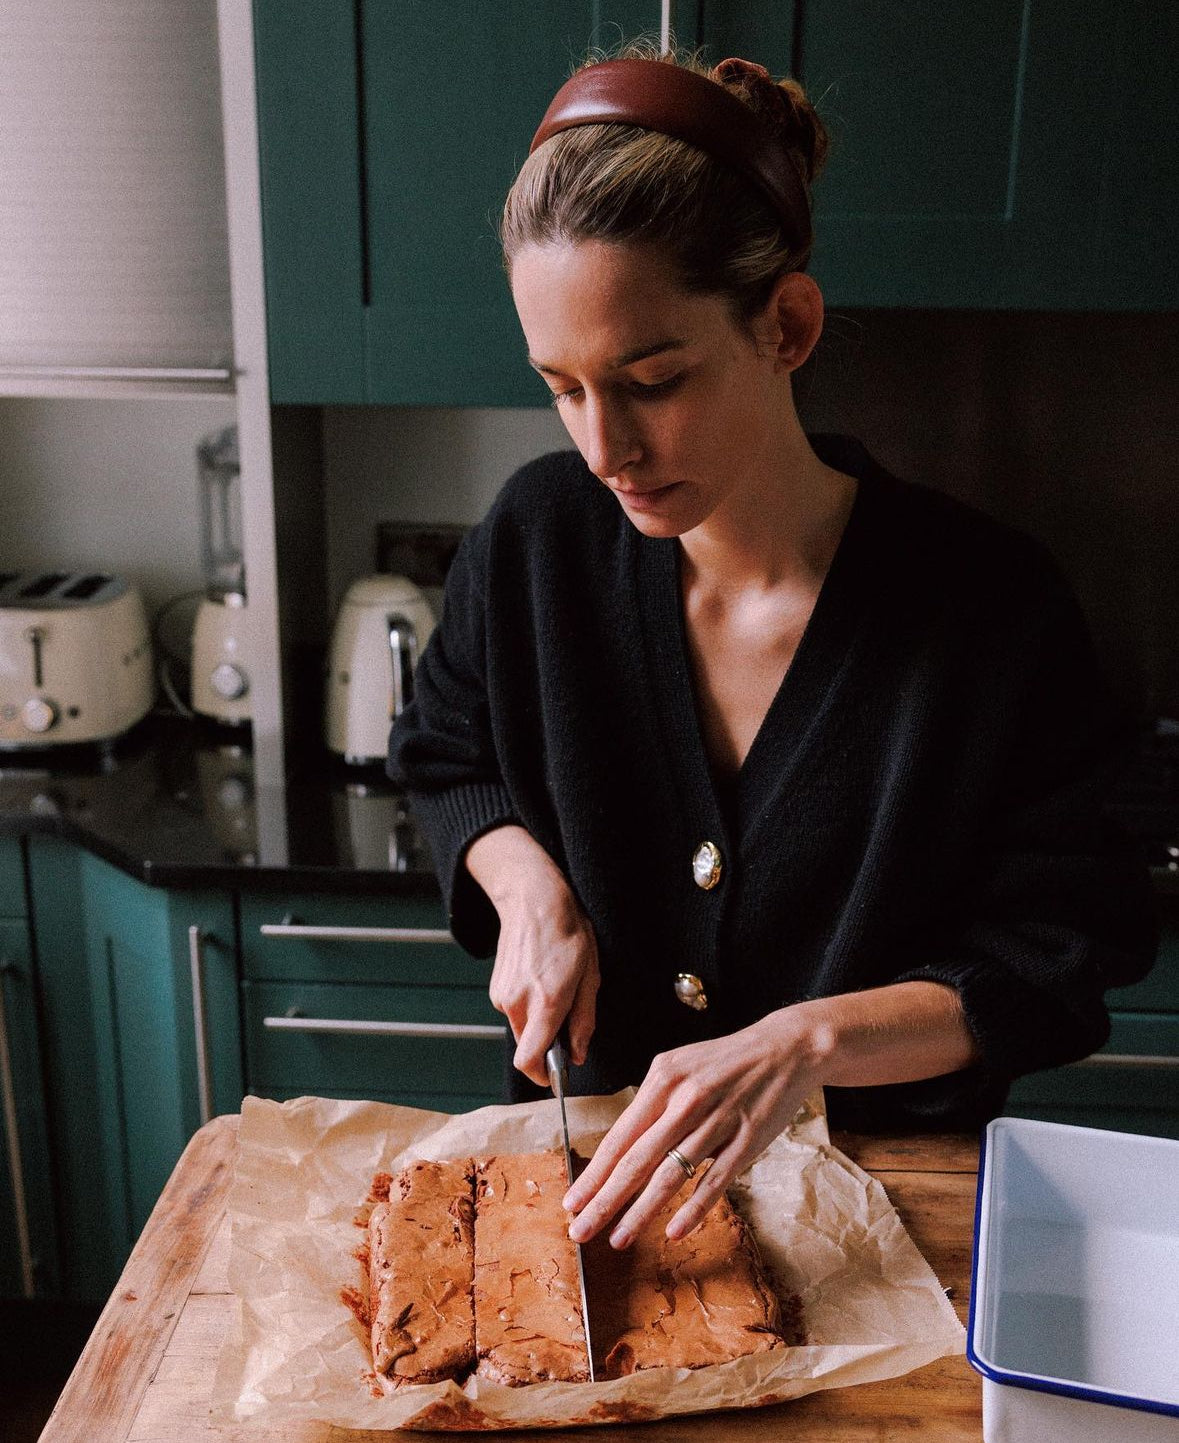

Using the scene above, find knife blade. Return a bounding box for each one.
[544,1032,595,1382]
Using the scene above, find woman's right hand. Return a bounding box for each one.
[465,824,600,1087]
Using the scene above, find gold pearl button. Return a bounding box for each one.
[674,972,709,1011]
[692,840,722,890]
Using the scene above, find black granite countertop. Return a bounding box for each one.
[0,712,441,895]
[2,710,1177,901]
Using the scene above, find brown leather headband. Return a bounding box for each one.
[529,58,813,255]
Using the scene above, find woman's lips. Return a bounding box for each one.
[614,481,682,512]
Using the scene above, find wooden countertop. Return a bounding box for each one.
[38,1115,983,1441]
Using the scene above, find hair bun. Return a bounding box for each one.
[710,55,829,185]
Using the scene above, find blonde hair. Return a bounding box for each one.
[501,41,829,326]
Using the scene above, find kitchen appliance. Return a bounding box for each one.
[325,574,435,764]
[969,1115,1179,1441]
[0,571,153,749]
[191,425,252,726]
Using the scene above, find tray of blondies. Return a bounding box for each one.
[211,1091,963,1431]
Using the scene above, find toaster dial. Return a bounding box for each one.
[210,663,249,701]
[21,697,58,734]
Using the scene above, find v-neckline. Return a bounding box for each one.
[634,443,880,852]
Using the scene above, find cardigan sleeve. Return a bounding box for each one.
[893,558,1160,1090]
[387,524,517,956]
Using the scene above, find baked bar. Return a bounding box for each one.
[473,1151,591,1384]
[589,1171,786,1377]
[368,1158,476,1387]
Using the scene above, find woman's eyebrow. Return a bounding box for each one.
[526,338,687,376]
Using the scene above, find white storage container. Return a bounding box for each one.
[969,1116,1179,1442]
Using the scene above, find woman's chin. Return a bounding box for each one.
[611,483,702,537]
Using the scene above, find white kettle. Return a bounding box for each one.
[325,575,435,764]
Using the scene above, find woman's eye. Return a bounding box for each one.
[631,374,682,398]
[549,387,582,408]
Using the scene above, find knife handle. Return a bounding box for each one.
[544,1026,570,1093]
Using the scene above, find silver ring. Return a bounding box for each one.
[665,1146,696,1179]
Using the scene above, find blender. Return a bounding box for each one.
[191,425,252,726]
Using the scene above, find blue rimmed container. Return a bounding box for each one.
[969,1116,1179,1441]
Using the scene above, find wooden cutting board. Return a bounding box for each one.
[38,1115,983,1441]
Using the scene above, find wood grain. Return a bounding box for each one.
[41,1115,984,1442]
[38,1114,238,1443]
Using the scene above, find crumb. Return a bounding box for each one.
[340,1284,370,1330]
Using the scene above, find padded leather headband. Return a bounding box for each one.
[529,58,813,255]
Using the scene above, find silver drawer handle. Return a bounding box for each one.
[1077,1053,1179,1071]
[188,926,214,1126]
[263,1014,506,1040]
[260,922,455,944]
[0,364,233,382]
[0,963,36,1298]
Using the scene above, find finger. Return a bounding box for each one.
[600,1119,731,1250]
[513,1001,569,1088]
[562,1083,676,1214]
[566,1101,721,1246]
[664,1133,751,1241]
[566,960,599,1066]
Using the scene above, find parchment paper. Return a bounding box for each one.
[211,1091,965,1431]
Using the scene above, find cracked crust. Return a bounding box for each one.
[473,1152,591,1385]
[368,1158,476,1387]
[586,1170,787,1377]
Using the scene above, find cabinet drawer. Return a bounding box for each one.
[1105,924,1179,1012]
[0,837,25,917]
[1006,1011,1179,1139]
[243,980,507,1103]
[241,892,488,987]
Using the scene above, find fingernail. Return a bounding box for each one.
[562,1189,578,1211]
[569,1217,590,1244]
[609,1228,631,1250]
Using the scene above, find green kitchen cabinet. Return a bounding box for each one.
[254,3,1177,406]
[253,0,658,405]
[0,838,59,1301]
[1006,916,1179,1138]
[239,891,506,1111]
[786,0,1178,308]
[26,838,243,1303]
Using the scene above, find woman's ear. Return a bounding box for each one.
[756,270,824,372]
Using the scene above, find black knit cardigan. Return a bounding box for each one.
[388,436,1159,1130]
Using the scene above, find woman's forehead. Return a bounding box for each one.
[511,239,725,371]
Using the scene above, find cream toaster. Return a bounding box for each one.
[0,571,154,749]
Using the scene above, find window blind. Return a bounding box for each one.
[0,1,233,379]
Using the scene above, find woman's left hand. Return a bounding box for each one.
[562,1006,828,1249]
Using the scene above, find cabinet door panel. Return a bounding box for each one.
[253,0,367,402]
[0,920,58,1299]
[361,0,658,405]
[0,836,26,916]
[243,979,506,1102]
[799,0,1176,308]
[28,838,241,1302]
[1106,923,1179,1013]
[1006,1011,1179,1139]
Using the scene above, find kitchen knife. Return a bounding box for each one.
[544,1032,595,1382]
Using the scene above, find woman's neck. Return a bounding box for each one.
[679,432,857,596]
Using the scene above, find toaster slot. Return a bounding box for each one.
[60,574,112,601]
[17,573,69,600]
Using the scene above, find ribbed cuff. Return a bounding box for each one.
[893,959,1110,1082]
[407,782,518,958]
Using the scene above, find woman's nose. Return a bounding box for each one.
[581,396,641,480]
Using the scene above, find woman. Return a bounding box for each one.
[389,48,1157,1250]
